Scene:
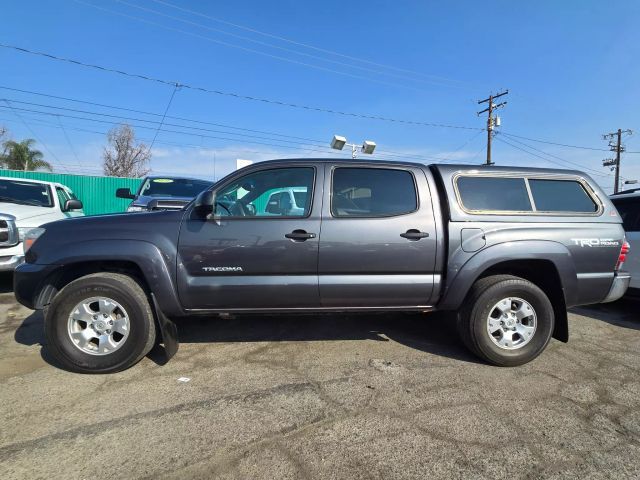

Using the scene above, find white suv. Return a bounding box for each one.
[611,190,639,292]
[0,177,84,271]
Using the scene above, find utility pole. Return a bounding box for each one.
[477,90,508,166]
[602,129,632,194]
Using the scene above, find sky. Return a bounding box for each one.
[1,0,639,193]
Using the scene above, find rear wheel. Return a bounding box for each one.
[457,275,555,366]
[45,272,156,373]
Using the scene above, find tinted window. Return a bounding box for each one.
[0,179,53,207]
[612,197,640,232]
[529,179,598,213]
[139,178,213,198]
[457,177,532,212]
[332,168,417,217]
[216,167,314,217]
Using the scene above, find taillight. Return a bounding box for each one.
[616,240,630,271]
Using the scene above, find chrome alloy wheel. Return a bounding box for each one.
[67,297,130,355]
[486,297,537,350]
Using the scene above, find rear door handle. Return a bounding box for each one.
[400,229,429,240]
[285,229,316,241]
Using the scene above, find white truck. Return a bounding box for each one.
[0,176,83,271]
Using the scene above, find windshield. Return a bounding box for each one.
[138,178,213,198]
[0,179,54,207]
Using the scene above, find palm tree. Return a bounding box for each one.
[1,139,52,172]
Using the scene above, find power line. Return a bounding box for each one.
[0,103,339,152]
[0,94,468,163]
[76,0,430,93]
[2,99,69,173]
[0,110,478,175]
[0,86,326,145]
[496,132,616,178]
[0,115,292,173]
[500,131,640,154]
[0,104,440,163]
[495,135,613,179]
[0,43,483,131]
[148,0,475,88]
[109,0,461,90]
[1,97,332,148]
[56,114,83,165]
[435,129,485,163]
[148,82,180,150]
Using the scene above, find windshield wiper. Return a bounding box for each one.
[0,196,44,207]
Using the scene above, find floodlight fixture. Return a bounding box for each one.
[362,140,376,155]
[331,135,347,151]
[330,135,377,159]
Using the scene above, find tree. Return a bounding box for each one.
[102,124,151,177]
[1,138,52,171]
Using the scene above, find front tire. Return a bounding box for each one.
[45,272,156,373]
[457,275,555,367]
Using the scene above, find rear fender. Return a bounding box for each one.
[438,240,578,311]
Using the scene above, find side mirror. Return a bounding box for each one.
[116,188,135,200]
[64,199,83,211]
[193,190,215,217]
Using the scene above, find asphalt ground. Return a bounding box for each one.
[1,271,639,479]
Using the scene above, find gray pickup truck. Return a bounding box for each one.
[13,159,630,373]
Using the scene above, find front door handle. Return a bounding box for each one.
[400,229,429,240]
[285,229,316,241]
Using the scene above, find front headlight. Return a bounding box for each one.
[20,228,46,253]
[127,206,145,212]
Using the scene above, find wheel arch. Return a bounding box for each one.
[32,239,183,317]
[439,240,577,342]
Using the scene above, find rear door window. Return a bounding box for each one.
[529,179,598,213]
[331,168,417,217]
[612,197,640,232]
[456,176,532,212]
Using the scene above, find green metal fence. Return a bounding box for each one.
[0,169,143,216]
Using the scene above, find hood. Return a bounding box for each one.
[0,202,55,223]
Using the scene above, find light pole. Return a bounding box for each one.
[330,135,376,159]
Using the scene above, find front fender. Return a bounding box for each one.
[28,239,183,317]
[438,240,577,311]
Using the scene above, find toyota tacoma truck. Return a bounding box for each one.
[13,159,631,373]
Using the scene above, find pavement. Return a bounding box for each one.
[0,271,639,480]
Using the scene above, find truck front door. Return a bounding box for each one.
[318,164,439,307]
[177,165,322,310]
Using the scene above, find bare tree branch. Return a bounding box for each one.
[102,124,151,177]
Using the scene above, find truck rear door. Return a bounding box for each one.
[318,164,439,308]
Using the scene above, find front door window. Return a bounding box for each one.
[214,167,314,218]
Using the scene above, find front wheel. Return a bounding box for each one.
[45,272,156,373]
[457,275,555,367]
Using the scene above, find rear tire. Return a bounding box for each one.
[457,275,554,366]
[45,272,156,373]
